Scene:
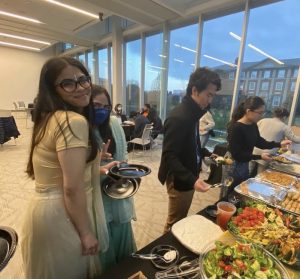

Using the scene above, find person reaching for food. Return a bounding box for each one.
[253,107,300,173]
[227,97,291,191]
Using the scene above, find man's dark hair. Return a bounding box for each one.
[144,104,151,110]
[186,67,221,96]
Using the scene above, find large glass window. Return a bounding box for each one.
[200,11,244,144]
[125,39,141,114]
[86,51,94,79]
[261,81,269,91]
[144,33,163,113]
[97,48,109,91]
[109,45,113,95]
[293,86,300,126]
[275,81,284,91]
[78,53,85,66]
[263,70,271,78]
[239,0,300,116]
[166,24,198,115]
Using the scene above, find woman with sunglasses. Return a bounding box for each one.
[91,85,136,270]
[23,57,108,279]
[227,96,291,191]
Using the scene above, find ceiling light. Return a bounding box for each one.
[229,32,241,41]
[174,58,184,63]
[159,54,167,58]
[0,41,40,51]
[229,31,284,65]
[45,0,98,19]
[0,10,43,24]
[147,69,160,74]
[0,32,50,45]
[181,46,197,53]
[248,44,284,65]
[148,65,166,70]
[203,55,237,68]
[174,43,197,53]
[190,63,195,67]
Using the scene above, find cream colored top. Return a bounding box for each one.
[33,110,91,191]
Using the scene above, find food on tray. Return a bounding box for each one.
[281,191,300,213]
[231,206,265,231]
[296,181,300,190]
[277,148,291,155]
[272,155,292,164]
[228,202,300,267]
[213,156,233,165]
[202,241,285,279]
[259,170,295,187]
[282,214,300,232]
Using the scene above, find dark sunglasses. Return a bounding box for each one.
[56,75,91,93]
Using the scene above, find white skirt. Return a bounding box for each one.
[21,187,102,279]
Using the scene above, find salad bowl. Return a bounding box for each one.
[199,240,290,279]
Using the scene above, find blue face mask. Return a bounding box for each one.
[94,108,110,126]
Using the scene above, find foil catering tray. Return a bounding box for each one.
[235,178,287,203]
[235,178,300,216]
[270,161,300,177]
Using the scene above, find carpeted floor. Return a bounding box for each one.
[0,115,219,279]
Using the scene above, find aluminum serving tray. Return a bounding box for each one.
[270,161,300,177]
[235,178,300,217]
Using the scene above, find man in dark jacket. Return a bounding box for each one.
[158,67,221,233]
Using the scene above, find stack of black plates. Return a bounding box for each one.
[0,226,18,272]
[109,163,151,178]
[103,163,151,199]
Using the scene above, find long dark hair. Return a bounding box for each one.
[227,96,265,139]
[26,57,98,178]
[91,85,116,155]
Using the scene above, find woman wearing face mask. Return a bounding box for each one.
[227,97,291,190]
[23,57,109,279]
[252,107,300,173]
[92,85,137,270]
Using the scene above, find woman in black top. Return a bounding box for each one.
[227,96,291,187]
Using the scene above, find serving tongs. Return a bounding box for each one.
[209,177,234,189]
[210,183,223,188]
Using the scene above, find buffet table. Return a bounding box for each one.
[99,207,214,279]
[99,202,299,279]
[99,162,300,279]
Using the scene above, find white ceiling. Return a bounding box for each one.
[0,0,276,52]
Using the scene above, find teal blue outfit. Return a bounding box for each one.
[95,116,137,271]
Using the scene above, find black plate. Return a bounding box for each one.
[150,244,179,270]
[103,178,140,199]
[0,227,18,272]
[109,163,151,178]
[205,205,217,218]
